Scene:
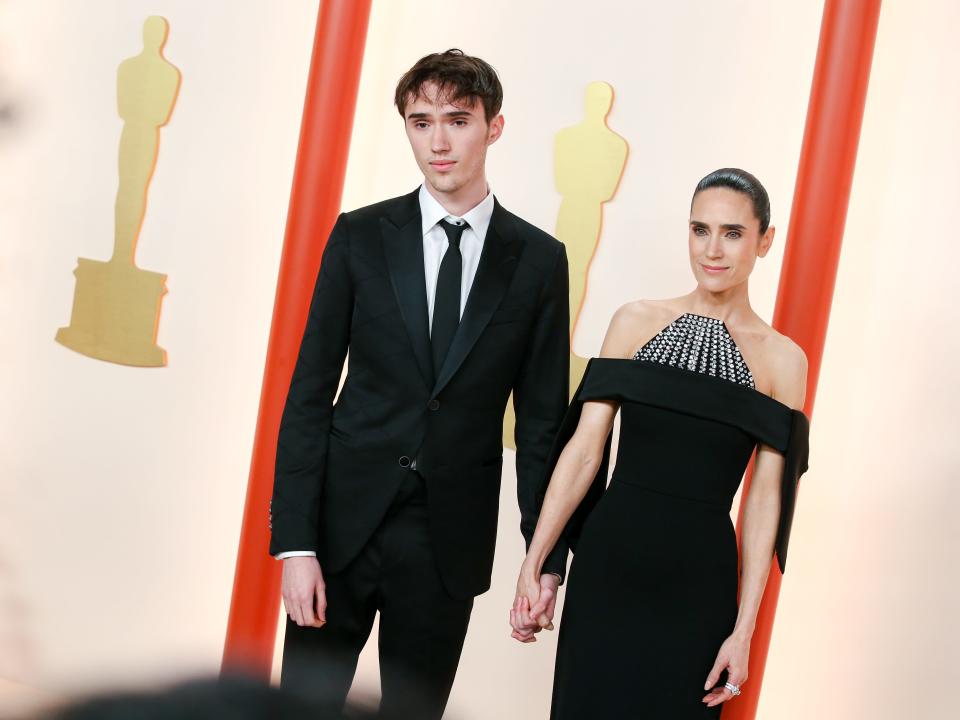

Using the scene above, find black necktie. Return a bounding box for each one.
[431,219,466,381]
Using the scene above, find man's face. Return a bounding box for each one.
[402,81,503,198]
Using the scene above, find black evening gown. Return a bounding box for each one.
[549,314,810,719]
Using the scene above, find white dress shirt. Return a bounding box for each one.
[419,184,494,328]
[276,186,494,560]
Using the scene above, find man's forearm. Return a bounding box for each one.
[514,244,571,575]
[269,215,353,555]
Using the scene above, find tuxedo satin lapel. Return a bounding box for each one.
[432,202,521,398]
[381,199,433,389]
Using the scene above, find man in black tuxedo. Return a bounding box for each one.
[269,49,569,719]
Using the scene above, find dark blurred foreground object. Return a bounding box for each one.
[36,675,377,720]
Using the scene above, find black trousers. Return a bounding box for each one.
[280,472,474,719]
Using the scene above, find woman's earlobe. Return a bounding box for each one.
[758,226,776,258]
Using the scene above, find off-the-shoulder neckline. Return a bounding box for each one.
[585,356,804,416]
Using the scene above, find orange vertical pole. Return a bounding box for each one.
[723,0,881,717]
[221,0,372,678]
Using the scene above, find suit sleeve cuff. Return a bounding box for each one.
[275,551,317,560]
[541,540,569,585]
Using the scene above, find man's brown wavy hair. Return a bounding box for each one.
[394,49,503,123]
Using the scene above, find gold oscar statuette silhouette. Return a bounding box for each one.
[504,82,627,448]
[56,16,181,366]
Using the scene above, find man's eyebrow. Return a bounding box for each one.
[406,110,475,120]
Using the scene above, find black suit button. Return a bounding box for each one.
[398,456,411,468]
[428,399,440,411]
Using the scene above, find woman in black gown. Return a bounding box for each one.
[510,168,810,718]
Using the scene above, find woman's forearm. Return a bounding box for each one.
[525,434,605,574]
[732,478,781,638]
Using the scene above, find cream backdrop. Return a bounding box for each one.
[2,1,958,719]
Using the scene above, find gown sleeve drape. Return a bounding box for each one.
[540,358,810,573]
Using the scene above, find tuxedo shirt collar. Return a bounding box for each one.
[418,184,494,242]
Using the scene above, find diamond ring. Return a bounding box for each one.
[724,682,742,696]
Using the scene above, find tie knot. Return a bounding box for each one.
[438,219,467,249]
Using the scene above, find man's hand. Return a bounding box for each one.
[510,565,561,643]
[282,556,326,628]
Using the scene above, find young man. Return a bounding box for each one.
[269,49,569,718]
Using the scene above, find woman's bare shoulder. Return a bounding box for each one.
[601,299,684,359]
[613,298,687,326]
[756,325,808,409]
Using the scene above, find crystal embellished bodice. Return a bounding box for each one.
[634,313,755,388]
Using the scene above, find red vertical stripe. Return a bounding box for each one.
[723,1,881,717]
[222,0,373,677]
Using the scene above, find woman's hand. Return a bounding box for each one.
[702,631,750,707]
[509,559,556,643]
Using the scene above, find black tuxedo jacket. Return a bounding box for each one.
[269,189,570,599]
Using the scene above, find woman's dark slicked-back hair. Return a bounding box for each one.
[693,168,771,234]
[394,49,503,123]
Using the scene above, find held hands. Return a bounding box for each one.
[702,631,750,707]
[281,556,327,628]
[509,560,560,643]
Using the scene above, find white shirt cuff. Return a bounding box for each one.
[275,551,317,560]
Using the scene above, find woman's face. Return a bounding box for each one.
[688,187,775,293]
